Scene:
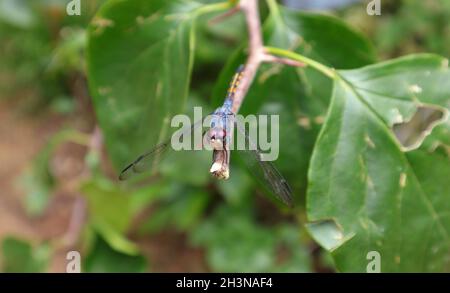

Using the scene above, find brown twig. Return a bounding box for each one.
[62,126,102,248]
[261,53,306,67]
[231,0,263,114]
[231,0,305,113]
[210,0,304,179]
[62,196,86,247]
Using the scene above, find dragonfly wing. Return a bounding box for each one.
[119,117,206,180]
[234,122,294,207]
[119,141,170,180]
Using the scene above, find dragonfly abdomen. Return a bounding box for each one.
[228,65,245,95]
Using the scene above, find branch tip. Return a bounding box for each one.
[262,54,307,67]
[208,5,240,25]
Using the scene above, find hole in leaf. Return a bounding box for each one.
[305,219,354,251]
[392,105,448,151]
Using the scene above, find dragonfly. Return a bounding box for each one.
[119,65,293,207]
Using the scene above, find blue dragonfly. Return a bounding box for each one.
[119,65,293,207]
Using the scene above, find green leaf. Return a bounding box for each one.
[194,6,245,64]
[83,233,147,273]
[307,54,450,272]
[80,177,138,255]
[1,237,50,272]
[265,5,376,69]
[87,0,204,170]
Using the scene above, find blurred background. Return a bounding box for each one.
[0,0,449,272]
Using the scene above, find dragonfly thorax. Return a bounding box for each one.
[209,127,226,149]
[209,106,234,150]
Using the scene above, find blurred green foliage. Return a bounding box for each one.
[376,0,450,58]
[84,234,147,273]
[20,129,90,216]
[341,0,450,58]
[1,0,450,273]
[0,0,102,111]
[191,205,312,272]
[1,237,50,272]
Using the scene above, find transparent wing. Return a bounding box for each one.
[119,118,206,181]
[234,121,294,207]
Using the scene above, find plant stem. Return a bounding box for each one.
[266,0,281,20]
[196,1,232,16]
[265,46,336,79]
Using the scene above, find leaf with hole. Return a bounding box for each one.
[307,54,450,272]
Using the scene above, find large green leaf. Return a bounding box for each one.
[87,0,216,169]
[306,55,450,272]
[211,5,376,201]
